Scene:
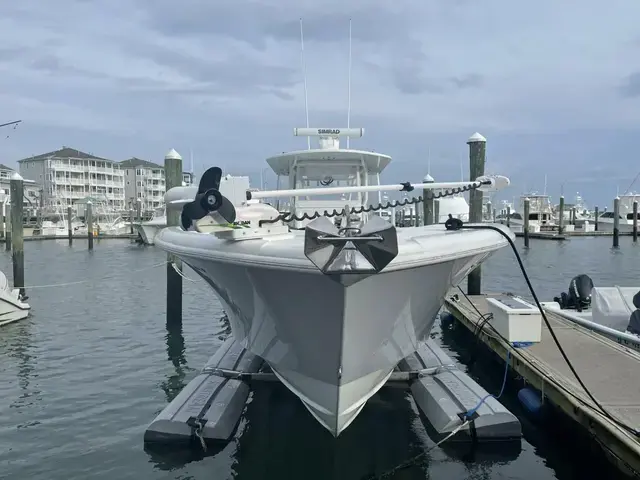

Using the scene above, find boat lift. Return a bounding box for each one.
[144,337,521,448]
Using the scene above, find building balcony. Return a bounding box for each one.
[51,164,86,172]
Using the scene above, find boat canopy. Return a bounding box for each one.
[266,149,391,176]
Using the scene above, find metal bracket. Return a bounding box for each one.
[303,216,398,277]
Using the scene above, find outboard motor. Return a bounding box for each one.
[553,274,594,312]
[444,214,463,231]
[626,290,640,336]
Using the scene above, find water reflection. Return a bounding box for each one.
[6,320,42,426]
[231,383,429,480]
[159,318,188,403]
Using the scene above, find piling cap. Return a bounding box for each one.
[423,173,434,183]
[467,132,486,143]
[10,172,23,181]
[165,148,182,160]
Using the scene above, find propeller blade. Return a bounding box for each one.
[183,199,208,221]
[180,166,237,229]
[198,167,222,194]
[181,210,193,230]
[216,196,237,224]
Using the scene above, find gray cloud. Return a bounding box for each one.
[122,42,298,99]
[450,74,484,89]
[1,0,640,208]
[0,46,28,63]
[619,72,640,98]
[133,1,409,47]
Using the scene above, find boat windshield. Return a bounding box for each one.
[291,163,371,203]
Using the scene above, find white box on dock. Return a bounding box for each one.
[486,296,542,343]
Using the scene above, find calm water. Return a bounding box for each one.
[0,236,638,480]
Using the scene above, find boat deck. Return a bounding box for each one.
[444,292,640,477]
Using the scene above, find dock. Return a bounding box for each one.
[0,233,137,242]
[445,292,640,477]
[513,232,566,240]
[564,230,633,237]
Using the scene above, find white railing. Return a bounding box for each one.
[52,164,85,172]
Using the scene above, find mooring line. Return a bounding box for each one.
[12,260,172,289]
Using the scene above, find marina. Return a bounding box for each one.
[0,237,635,480]
[0,125,638,478]
[3,6,640,479]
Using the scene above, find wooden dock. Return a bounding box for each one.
[514,232,566,240]
[0,234,137,242]
[565,231,633,237]
[445,293,640,477]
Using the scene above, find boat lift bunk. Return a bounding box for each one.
[144,336,520,446]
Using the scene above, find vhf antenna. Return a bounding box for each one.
[299,19,310,150]
[346,19,352,148]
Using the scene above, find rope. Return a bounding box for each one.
[260,182,480,225]
[462,350,510,420]
[13,260,169,289]
[363,419,471,479]
[171,262,197,282]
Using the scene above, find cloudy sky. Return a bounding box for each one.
[2,0,640,206]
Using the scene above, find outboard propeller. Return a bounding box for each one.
[553,274,594,312]
[181,167,237,230]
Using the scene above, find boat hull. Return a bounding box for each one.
[596,219,635,233]
[156,224,510,435]
[136,222,165,245]
[0,271,30,326]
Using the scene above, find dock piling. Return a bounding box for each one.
[433,200,440,224]
[0,192,5,239]
[4,203,11,251]
[523,197,530,248]
[558,196,565,235]
[594,206,599,231]
[485,201,492,222]
[136,199,142,226]
[9,174,24,297]
[165,149,183,326]
[506,205,511,227]
[613,197,620,248]
[633,201,638,242]
[67,206,73,244]
[467,132,486,295]
[422,174,435,225]
[87,201,94,250]
[129,208,134,235]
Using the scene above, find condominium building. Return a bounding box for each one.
[17,147,126,210]
[119,157,194,212]
[120,157,165,211]
[0,164,42,208]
